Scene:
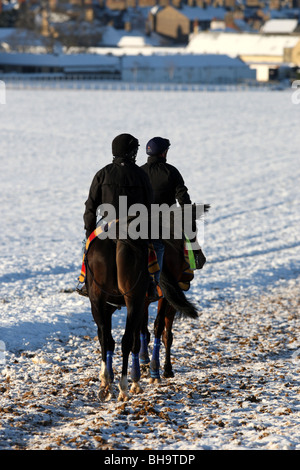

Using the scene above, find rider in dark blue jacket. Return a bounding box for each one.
[141,137,204,271]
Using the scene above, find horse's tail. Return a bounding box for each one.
[159,266,198,319]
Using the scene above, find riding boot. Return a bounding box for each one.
[147,280,162,302]
[76,283,88,297]
[193,249,206,270]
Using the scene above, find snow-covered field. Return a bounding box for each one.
[0,87,299,451]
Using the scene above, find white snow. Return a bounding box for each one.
[102,26,162,48]
[260,19,299,34]
[0,87,299,450]
[187,31,300,59]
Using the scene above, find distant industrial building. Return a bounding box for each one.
[0,52,121,78]
[0,51,255,84]
[122,53,255,83]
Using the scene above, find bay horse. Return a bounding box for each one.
[85,229,149,402]
[140,205,209,382]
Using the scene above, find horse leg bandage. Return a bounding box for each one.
[106,351,114,382]
[139,333,150,364]
[150,338,160,379]
[131,353,141,382]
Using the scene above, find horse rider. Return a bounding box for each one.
[77,133,159,300]
[140,136,205,275]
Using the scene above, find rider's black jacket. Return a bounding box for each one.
[140,156,191,207]
[84,156,153,238]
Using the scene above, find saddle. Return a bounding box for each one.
[77,224,195,292]
[78,223,160,285]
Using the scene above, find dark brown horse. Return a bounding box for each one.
[140,239,206,383]
[140,205,209,382]
[85,232,149,401]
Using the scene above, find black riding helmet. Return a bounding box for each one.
[112,133,139,161]
[146,137,170,156]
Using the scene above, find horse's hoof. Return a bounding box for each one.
[98,386,114,402]
[149,364,160,383]
[118,391,129,402]
[118,376,129,401]
[130,382,143,394]
[163,370,174,378]
[149,377,161,384]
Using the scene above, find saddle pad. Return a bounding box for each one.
[78,227,194,289]
[78,226,160,284]
[78,221,116,283]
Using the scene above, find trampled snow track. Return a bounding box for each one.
[1,280,299,450]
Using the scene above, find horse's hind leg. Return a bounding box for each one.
[99,329,115,401]
[116,240,148,400]
[162,304,176,378]
[149,298,168,384]
[91,301,116,401]
[118,300,144,401]
[139,303,150,367]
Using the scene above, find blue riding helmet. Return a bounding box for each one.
[146,137,170,156]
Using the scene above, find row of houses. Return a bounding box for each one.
[146,5,300,42]
[1,23,300,82]
[2,1,300,44]
[186,30,300,80]
[0,51,256,83]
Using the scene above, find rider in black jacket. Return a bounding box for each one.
[84,133,153,238]
[79,133,159,300]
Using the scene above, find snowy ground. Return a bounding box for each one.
[0,87,299,451]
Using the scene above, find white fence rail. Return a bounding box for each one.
[0,73,281,91]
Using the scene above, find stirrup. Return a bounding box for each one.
[193,250,206,270]
[147,281,163,302]
[76,283,88,297]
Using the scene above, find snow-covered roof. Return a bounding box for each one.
[187,31,300,58]
[122,53,249,69]
[101,26,161,47]
[48,12,70,24]
[260,19,299,34]
[0,52,120,68]
[118,34,158,48]
[0,50,252,72]
[150,5,161,15]
[176,6,226,21]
